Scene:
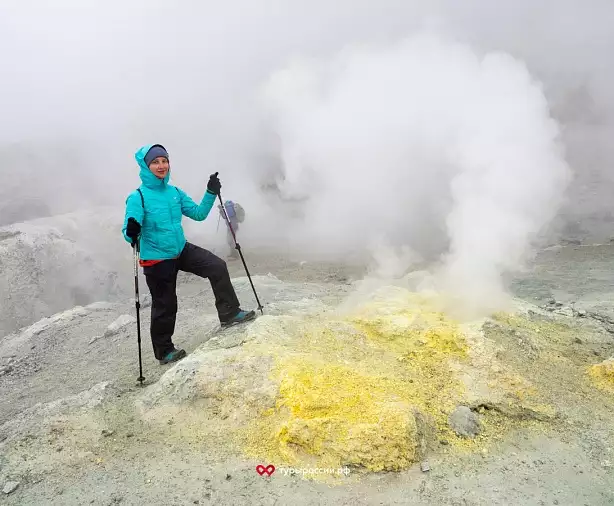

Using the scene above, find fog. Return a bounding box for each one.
[1,0,613,317]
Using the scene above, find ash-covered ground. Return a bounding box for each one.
[1,233,613,505]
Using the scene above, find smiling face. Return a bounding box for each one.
[148,156,170,179]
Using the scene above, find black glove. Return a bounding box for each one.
[126,217,141,244]
[207,172,221,195]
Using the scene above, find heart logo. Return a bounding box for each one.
[256,464,276,477]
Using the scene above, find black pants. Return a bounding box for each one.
[143,242,240,360]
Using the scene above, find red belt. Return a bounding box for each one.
[139,259,163,267]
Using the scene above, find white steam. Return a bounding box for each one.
[261,33,572,316]
[3,1,608,329]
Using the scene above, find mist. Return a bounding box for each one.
[261,32,572,314]
[1,0,613,319]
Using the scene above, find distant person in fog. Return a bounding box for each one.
[218,200,245,259]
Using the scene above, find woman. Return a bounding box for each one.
[122,144,255,365]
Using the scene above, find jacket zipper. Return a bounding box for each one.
[166,186,181,253]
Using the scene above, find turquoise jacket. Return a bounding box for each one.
[122,144,217,260]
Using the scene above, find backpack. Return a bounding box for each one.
[234,203,245,222]
[222,200,245,222]
[224,200,236,219]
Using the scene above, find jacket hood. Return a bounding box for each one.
[135,144,170,188]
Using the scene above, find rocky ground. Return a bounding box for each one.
[0,244,613,505]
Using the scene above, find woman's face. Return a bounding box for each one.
[149,156,170,179]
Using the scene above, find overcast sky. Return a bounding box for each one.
[1,1,612,243]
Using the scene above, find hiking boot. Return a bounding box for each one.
[221,309,256,328]
[159,348,187,365]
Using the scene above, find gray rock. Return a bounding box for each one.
[588,312,614,325]
[130,294,151,309]
[2,481,19,494]
[562,239,582,246]
[104,314,137,338]
[449,406,481,438]
[88,335,102,345]
[86,301,120,312]
[553,306,574,318]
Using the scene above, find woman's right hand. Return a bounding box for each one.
[126,217,141,243]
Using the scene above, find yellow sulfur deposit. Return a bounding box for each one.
[273,359,419,472]
[588,358,614,393]
[240,288,471,474]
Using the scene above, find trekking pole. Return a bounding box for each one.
[217,191,264,314]
[132,240,145,386]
